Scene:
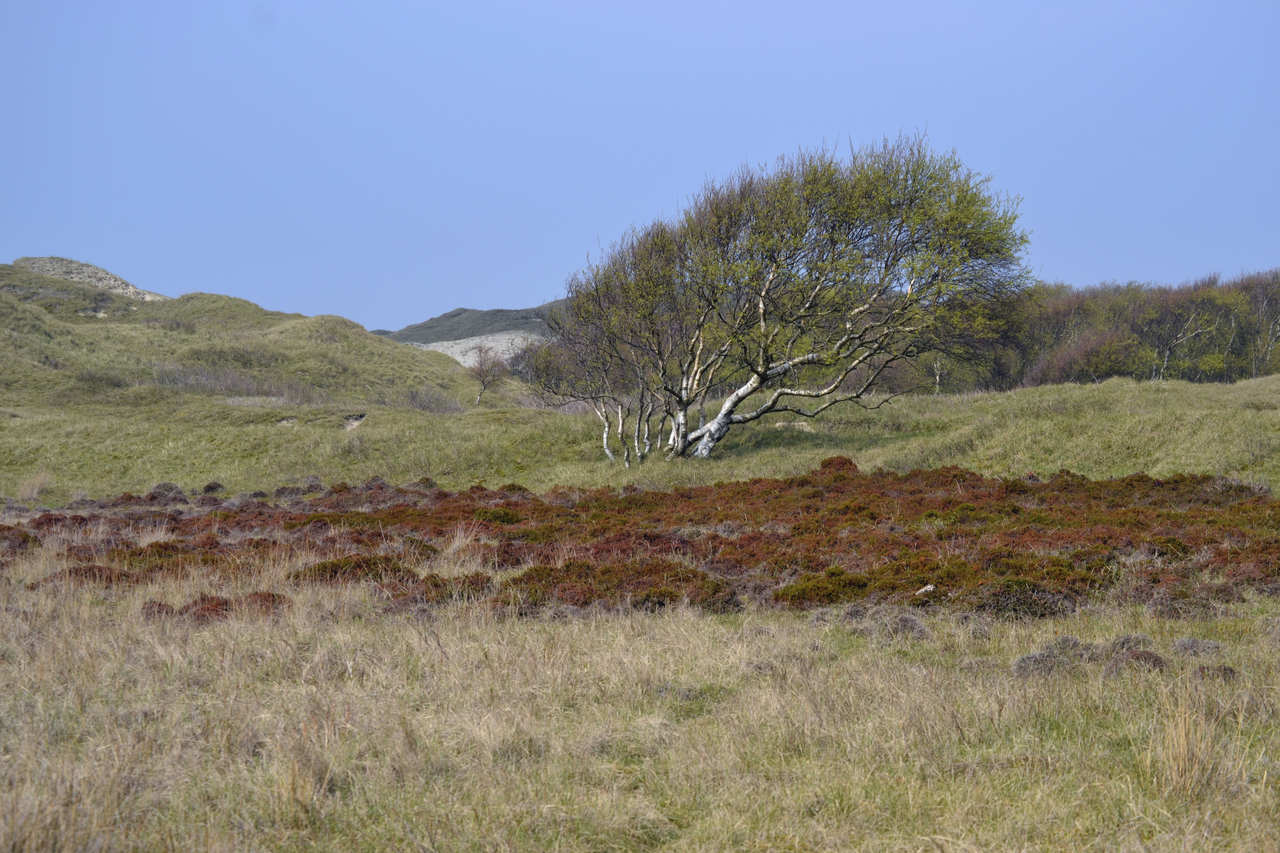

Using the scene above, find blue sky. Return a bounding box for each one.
[2,0,1276,331]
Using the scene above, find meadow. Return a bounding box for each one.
[4,263,1280,849]
[3,373,1279,507]
[3,547,1278,850]
[3,455,1280,849]
[3,259,1277,504]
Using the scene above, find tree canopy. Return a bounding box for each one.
[530,136,1028,460]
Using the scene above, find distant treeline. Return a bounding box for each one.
[913,268,1280,393]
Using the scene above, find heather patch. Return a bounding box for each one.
[4,458,1278,616]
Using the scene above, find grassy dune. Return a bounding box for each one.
[0,263,500,409]
[3,261,1277,503]
[3,374,1277,505]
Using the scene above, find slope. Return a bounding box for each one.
[0,263,512,407]
[12,256,167,301]
[376,300,562,344]
[2,366,1277,506]
[0,264,545,503]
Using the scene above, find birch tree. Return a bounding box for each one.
[467,344,507,405]
[547,136,1028,460]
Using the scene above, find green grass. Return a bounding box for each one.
[0,263,501,408]
[2,374,1278,505]
[0,262,140,319]
[2,263,1278,503]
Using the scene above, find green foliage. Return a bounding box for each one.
[1001,271,1280,389]
[842,269,1280,394]
[474,507,522,524]
[535,135,1028,459]
[774,567,871,606]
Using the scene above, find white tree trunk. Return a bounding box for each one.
[667,408,687,452]
[617,403,630,468]
[691,415,731,458]
[633,401,648,462]
[687,373,763,457]
[595,408,615,461]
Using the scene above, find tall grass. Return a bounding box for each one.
[1140,683,1252,801]
[3,374,1278,504]
[2,537,1278,850]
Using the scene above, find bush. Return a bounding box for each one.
[73,369,129,391]
[405,387,463,413]
[970,579,1075,618]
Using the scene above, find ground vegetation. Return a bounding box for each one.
[3,488,1279,849]
[4,458,1276,617]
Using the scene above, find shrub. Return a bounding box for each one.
[73,368,130,391]
[290,555,418,590]
[775,568,870,607]
[405,387,463,413]
[970,579,1076,618]
[501,559,736,613]
[474,507,522,524]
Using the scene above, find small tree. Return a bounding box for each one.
[524,291,658,466]
[547,136,1028,459]
[467,344,507,405]
[1237,270,1280,377]
[1134,287,1218,381]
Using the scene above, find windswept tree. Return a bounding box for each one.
[538,136,1028,460]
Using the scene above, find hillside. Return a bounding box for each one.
[3,260,1278,505]
[0,263,539,503]
[12,256,167,301]
[375,300,562,344]
[0,262,145,319]
[0,261,520,405]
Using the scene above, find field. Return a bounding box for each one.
[4,583,1279,851]
[3,460,1280,849]
[4,373,1279,507]
[4,267,1280,848]
[3,259,1278,505]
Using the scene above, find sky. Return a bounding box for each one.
[1,0,1276,331]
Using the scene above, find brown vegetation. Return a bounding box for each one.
[5,457,1278,619]
[3,460,1280,849]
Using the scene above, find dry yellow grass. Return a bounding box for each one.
[3,538,1279,851]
